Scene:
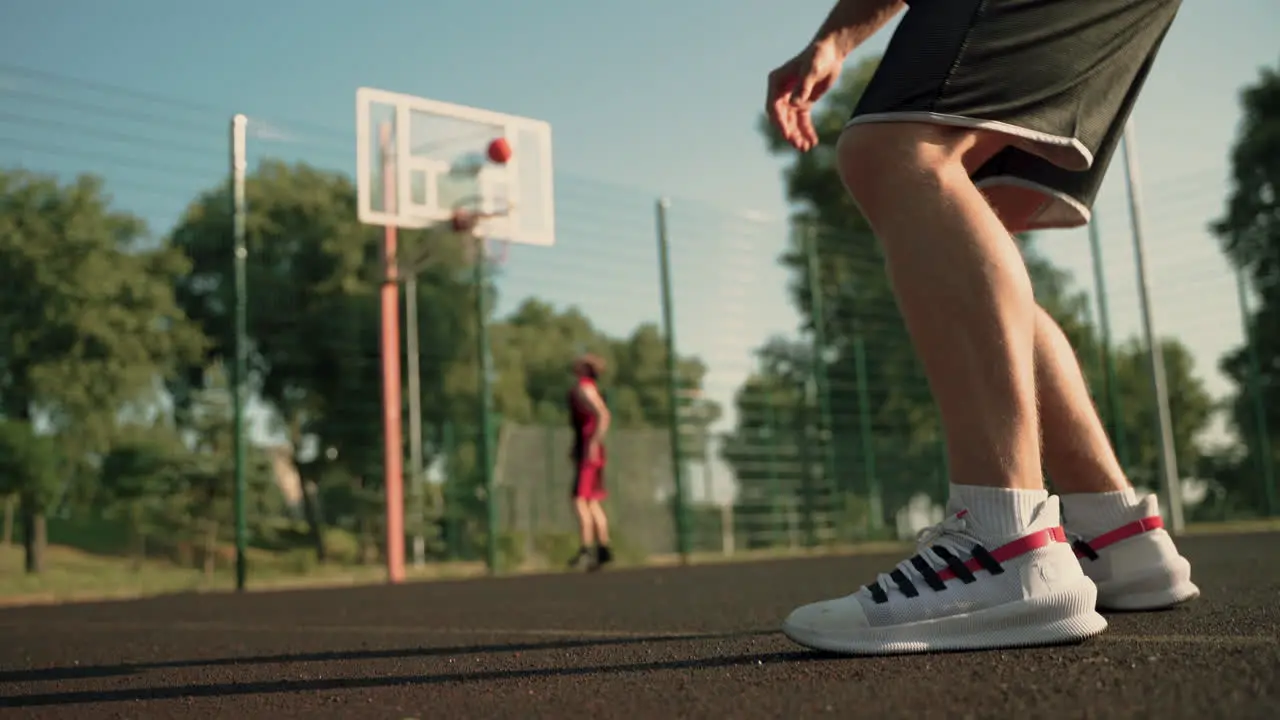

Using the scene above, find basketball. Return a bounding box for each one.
[487,137,512,164]
[451,210,478,233]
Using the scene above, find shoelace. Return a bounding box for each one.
[1063,528,1099,560]
[866,513,981,597]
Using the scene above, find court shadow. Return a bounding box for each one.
[0,647,836,709]
[0,629,776,684]
[1099,605,1189,617]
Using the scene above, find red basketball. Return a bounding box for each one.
[451,211,477,233]
[487,137,512,164]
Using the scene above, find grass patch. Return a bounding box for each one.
[0,542,488,607]
[1185,517,1280,535]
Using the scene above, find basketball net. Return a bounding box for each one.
[449,193,512,270]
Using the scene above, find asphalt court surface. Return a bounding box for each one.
[1,532,1277,719]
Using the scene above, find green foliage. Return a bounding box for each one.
[0,420,59,510]
[492,299,712,428]
[162,161,717,566]
[93,366,280,567]
[0,168,206,572]
[167,160,481,556]
[1107,339,1213,490]
[100,431,187,504]
[99,428,189,562]
[0,169,205,448]
[432,300,716,562]
[1210,61,1280,515]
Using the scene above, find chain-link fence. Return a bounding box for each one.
[2,62,1276,598]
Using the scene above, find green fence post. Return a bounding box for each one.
[803,224,838,501]
[442,421,458,560]
[1080,301,1103,405]
[1088,213,1129,470]
[764,392,781,547]
[1236,267,1277,516]
[473,249,498,573]
[655,198,690,562]
[230,114,249,592]
[799,379,819,548]
[540,424,555,551]
[853,334,882,532]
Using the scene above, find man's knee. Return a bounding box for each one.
[836,122,1007,216]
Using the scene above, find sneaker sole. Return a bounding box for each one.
[781,577,1107,656]
[1094,556,1200,611]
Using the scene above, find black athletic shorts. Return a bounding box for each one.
[847,0,1182,230]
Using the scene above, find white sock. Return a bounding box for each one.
[947,483,1049,540]
[1059,487,1142,539]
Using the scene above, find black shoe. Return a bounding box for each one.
[596,545,613,567]
[568,547,593,571]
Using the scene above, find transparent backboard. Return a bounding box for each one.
[355,87,555,246]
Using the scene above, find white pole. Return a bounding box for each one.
[1121,120,1185,534]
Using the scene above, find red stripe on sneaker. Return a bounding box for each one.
[1074,516,1163,557]
[935,527,1067,582]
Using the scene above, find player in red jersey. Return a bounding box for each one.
[567,354,613,571]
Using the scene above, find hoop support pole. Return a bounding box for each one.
[379,122,406,584]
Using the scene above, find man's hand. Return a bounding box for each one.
[766,40,846,152]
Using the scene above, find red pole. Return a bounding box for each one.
[378,122,405,584]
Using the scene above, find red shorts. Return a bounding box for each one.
[573,460,607,501]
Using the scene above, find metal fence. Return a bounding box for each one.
[1,63,1276,594]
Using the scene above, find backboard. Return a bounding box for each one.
[355,87,555,246]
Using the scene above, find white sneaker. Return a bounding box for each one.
[1066,494,1200,611]
[781,496,1107,655]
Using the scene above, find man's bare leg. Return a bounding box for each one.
[982,186,1130,496]
[774,0,1181,652]
[573,498,595,548]
[780,120,1107,653]
[589,501,613,566]
[983,187,1198,610]
[838,123,1042,497]
[588,501,610,546]
[1032,304,1150,537]
[1034,307,1129,493]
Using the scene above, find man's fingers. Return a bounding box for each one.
[765,69,788,116]
[773,98,796,138]
[789,71,819,108]
[767,73,800,147]
[797,111,818,150]
[768,64,823,151]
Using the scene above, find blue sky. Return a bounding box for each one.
[3,1,1278,502]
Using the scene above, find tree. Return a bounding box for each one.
[168,160,481,561]
[1210,61,1280,516]
[1108,338,1213,492]
[99,429,187,568]
[720,338,832,545]
[0,168,205,569]
[490,299,711,429]
[0,420,59,572]
[418,299,715,554]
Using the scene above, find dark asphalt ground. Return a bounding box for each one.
[1,531,1277,719]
